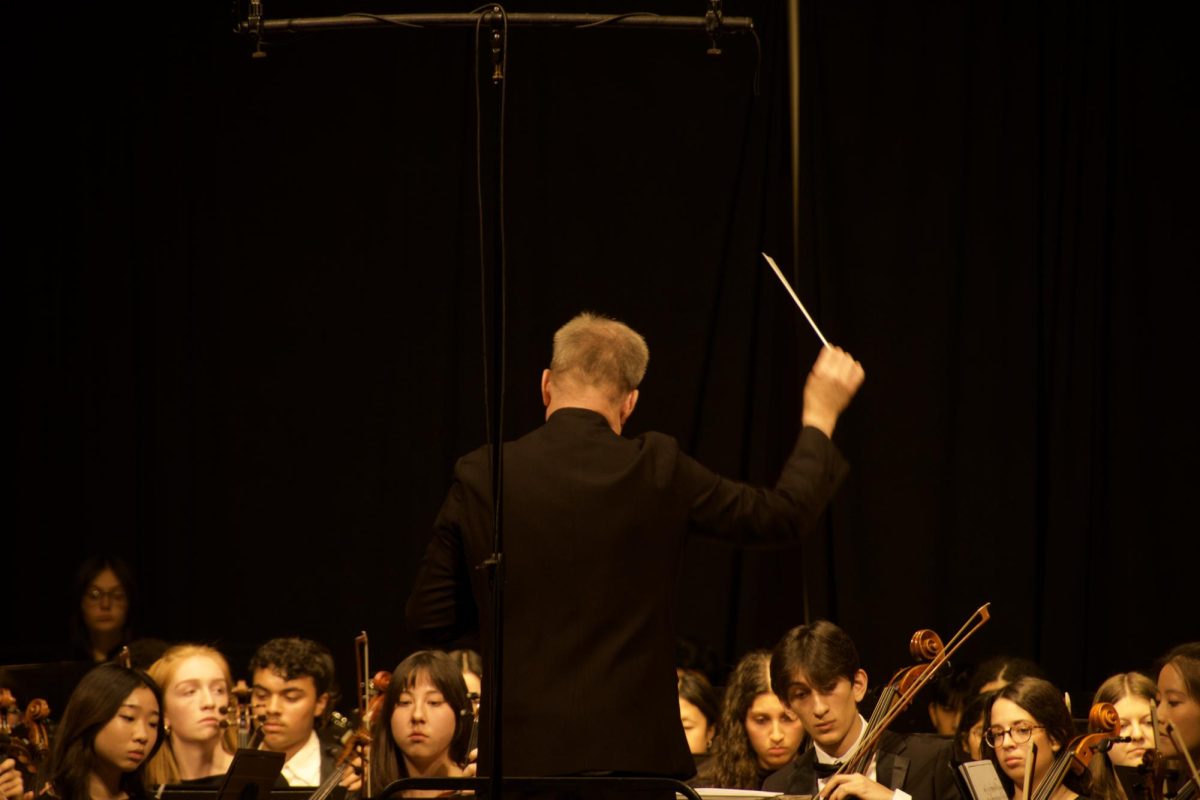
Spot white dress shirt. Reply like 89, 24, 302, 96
813, 714, 912, 800
279, 731, 323, 787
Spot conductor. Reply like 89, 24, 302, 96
406, 311, 865, 780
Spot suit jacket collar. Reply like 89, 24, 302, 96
546, 406, 612, 427
876, 731, 910, 789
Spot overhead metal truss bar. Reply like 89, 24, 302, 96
236, 11, 754, 35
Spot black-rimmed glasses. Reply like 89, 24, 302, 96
83, 587, 128, 604
984, 723, 1044, 747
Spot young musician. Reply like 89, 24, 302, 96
695, 651, 804, 790
983, 677, 1086, 800
763, 620, 961, 800
1088, 672, 1157, 800
145, 644, 238, 785
1156, 643, 1200, 768
678, 669, 720, 759
70, 556, 137, 664
446, 650, 482, 717
954, 692, 994, 763
41, 663, 164, 800
928, 670, 970, 737
368, 651, 473, 798
248, 637, 360, 792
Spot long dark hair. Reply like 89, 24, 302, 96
968, 656, 1047, 698
1158, 643, 1200, 702
678, 668, 720, 733
984, 677, 1088, 797
954, 690, 995, 762
69, 555, 138, 660
699, 651, 799, 790
369, 651, 473, 790
43, 663, 164, 800
1157, 642, 1200, 762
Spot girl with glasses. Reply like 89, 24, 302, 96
984, 677, 1087, 800
70, 556, 137, 664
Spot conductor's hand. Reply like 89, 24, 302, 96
802, 345, 865, 438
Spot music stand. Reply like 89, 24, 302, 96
216, 749, 285, 800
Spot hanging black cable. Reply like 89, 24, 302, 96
472, 6, 509, 795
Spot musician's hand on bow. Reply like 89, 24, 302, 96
822, 772, 894, 800
802, 345, 865, 437
0, 759, 23, 800
462, 748, 478, 778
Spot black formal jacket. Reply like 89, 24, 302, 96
762, 731, 961, 800
407, 408, 849, 779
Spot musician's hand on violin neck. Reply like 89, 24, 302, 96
802, 345, 865, 437
338, 755, 364, 793
822, 773, 895, 800
0, 758, 23, 800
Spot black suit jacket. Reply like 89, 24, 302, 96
762, 732, 961, 800
407, 408, 849, 778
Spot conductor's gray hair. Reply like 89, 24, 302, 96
550, 312, 649, 397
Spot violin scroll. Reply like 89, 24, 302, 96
0, 693, 52, 788
220, 679, 263, 750
1067, 702, 1121, 775
363, 671, 391, 725
370, 671, 392, 695
1088, 702, 1121, 739
21, 699, 51, 757
909, 629, 944, 662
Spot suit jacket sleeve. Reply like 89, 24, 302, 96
678, 425, 850, 543
405, 475, 481, 645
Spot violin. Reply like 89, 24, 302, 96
0, 689, 34, 782
365, 671, 392, 725
1163, 724, 1199, 800
308, 719, 371, 800
865, 628, 945, 735
0, 689, 52, 788
307, 632, 376, 800
1028, 702, 1122, 800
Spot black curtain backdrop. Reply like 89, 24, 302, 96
11, 0, 1198, 713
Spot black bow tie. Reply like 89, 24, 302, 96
814, 762, 844, 779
